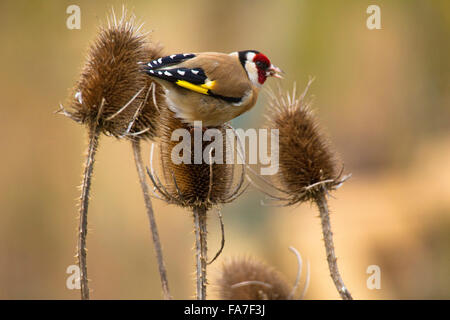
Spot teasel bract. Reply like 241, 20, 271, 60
216, 247, 309, 300
57, 9, 170, 299
147, 106, 247, 299
257, 79, 353, 300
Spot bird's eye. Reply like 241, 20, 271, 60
255, 60, 267, 69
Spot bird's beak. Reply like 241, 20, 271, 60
267, 64, 284, 79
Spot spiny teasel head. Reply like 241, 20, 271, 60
265, 79, 349, 204
148, 106, 246, 210
216, 256, 292, 300
60, 9, 164, 140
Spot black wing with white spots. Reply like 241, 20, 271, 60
146, 53, 196, 69
143, 53, 242, 103
144, 67, 208, 85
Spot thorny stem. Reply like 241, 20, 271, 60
193, 206, 208, 300
315, 193, 353, 300
132, 140, 172, 300
78, 126, 100, 300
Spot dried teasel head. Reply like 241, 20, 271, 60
148, 106, 247, 210
263, 79, 350, 205
59, 9, 164, 140
216, 247, 309, 300
216, 256, 292, 300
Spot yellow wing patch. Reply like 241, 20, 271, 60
175, 80, 216, 95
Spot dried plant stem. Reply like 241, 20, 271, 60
193, 206, 208, 300
315, 193, 353, 300
131, 140, 171, 300
77, 126, 100, 300
207, 209, 224, 265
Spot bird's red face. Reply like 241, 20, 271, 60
253, 53, 283, 84
237, 50, 283, 86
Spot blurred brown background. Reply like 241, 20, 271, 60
0, 0, 449, 299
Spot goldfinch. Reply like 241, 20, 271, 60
143, 50, 282, 127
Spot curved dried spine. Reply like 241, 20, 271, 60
231, 281, 273, 290
146, 143, 179, 204
125, 127, 151, 137
122, 85, 152, 136
150, 82, 161, 113
105, 87, 144, 121
288, 246, 305, 299
55, 103, 81, 123
207, 208, 225, 265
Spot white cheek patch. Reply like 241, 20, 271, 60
246, 52, 256, 61
245, 61, 261, 87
